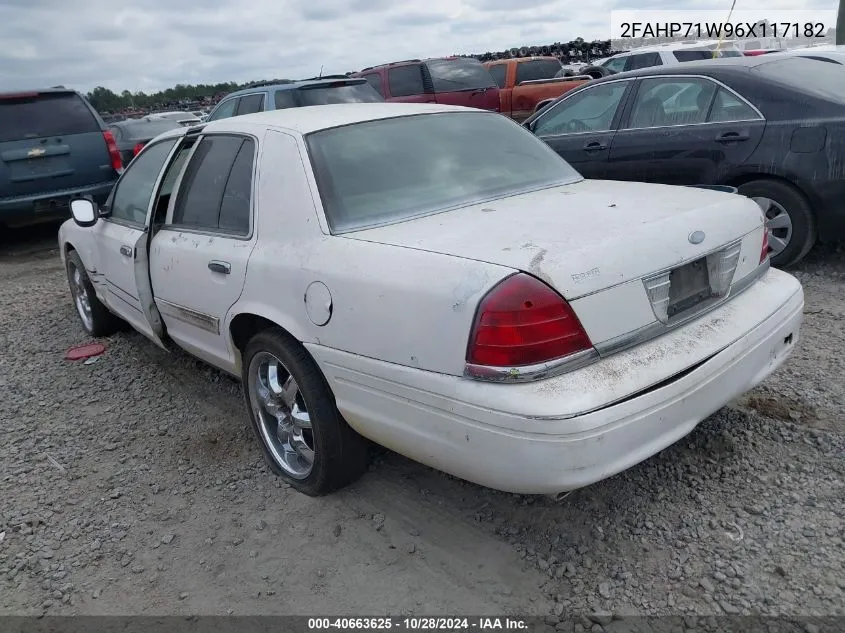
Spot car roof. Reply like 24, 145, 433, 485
0, 87, 79, 97
592, 55, 772, 81
609, 41, 740, 57
224, 77, 365, 98
195, 103, 474, 136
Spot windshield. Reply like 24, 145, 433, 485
296, 82, 383, 106
425, 58, 496, 92
306, 112, 581, 233
115, 120, 181, 141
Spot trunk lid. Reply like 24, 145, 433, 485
0, 91, 113, 199
344, 179, 764, 299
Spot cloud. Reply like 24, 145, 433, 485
0, 0, 832, 94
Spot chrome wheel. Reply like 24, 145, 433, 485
69, 263, 94, 331
752, 196, 793, 257
248, 351, 314, 479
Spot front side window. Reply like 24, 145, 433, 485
603, 57, 628, 74
388, 64, 426, 97
306, 112, 581, 233
532, 82, 629, 136
487, 64, 507, 88
361, 73, 385, 96
627, 78, 717, 128
110, 139, 178, 224
171, 135, 254, 234
207, 98, 238, 121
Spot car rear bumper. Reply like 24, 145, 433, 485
0, 181, 115, 227
308, 268, 804, 494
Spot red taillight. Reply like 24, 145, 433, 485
760, 229, 769, 264
133, 142, 146, 156
466, 273, 593, 367
102, 131, 122, 171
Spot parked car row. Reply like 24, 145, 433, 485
60, 102, 803, 498
521, 54, 845, 268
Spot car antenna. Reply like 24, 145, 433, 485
319, 65, 324, 78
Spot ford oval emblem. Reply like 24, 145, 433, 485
688, 230, 705, 245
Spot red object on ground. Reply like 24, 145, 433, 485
64, 343, 106, 361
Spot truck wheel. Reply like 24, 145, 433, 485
66, 250, 122, 337
242, 328, 369, 496
580, 65, 611, 79
736, 179, 816, 268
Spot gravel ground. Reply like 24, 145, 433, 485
1, 225, 843, 623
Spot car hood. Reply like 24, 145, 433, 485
343, 179, 764, 299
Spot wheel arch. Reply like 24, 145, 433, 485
227, 306, 315, 375
724, 173, 816, 212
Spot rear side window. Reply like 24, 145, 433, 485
236, 94, 265, 116
171, 135, 254, 234
296, 82, 383, 106
0, 92, 99, 142
753, 57, 845, 104
487, 65, 507, 88
673, 50, 717, 62
274, 90, 297, 109
624, 53, 662, 71
425, 58, 496, 92
361, 73, 384, 96
388, 64, 426, 97
516, 59, 563, 84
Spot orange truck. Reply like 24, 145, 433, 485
483, 57, 590, 122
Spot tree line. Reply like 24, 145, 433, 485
85, 82, 253, 113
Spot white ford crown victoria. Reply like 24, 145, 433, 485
59, 103, 803, 497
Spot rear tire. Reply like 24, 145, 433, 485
66, 250, 122, 337
736, 179, 816, 268
242, 328, 369, 496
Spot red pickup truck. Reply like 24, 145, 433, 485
483, 57, 589, 122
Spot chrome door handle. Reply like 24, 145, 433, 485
208, 260, 231, 275
119, 245, 133, 258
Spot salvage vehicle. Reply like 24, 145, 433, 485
107, 118, 182, 167
584, 41, 744, 78
483, 57, 589, 121
523, 55, 845, 267
1, 88, 122, 229
60, 104, 803, 497
206, 76, 383, 122
352, 58, 500, 111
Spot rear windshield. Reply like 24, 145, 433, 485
752, 57, 845, 103
425, 58, 496, 92
306, 112, 581, 233
114, 120, 182, 141
296, 82, 383, 106
0, 92, 99, 142
516, 59, 564, 84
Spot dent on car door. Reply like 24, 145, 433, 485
528, 80, 631, 178
607, 77, 766, 185
93, 138, 178, 347
149, 133, 258, 373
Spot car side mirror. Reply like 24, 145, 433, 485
69, 197, 99, 228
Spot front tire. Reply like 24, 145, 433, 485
65, 250, 122, 337
242, 329, 368, 496
736, 179, 816, 268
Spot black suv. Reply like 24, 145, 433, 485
0, 88, 123, 229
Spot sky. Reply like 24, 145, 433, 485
0, 0, 837, 94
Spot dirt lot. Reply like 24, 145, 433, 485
1, 224, 843, 622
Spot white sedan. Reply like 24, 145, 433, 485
59, 103, 803, 497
